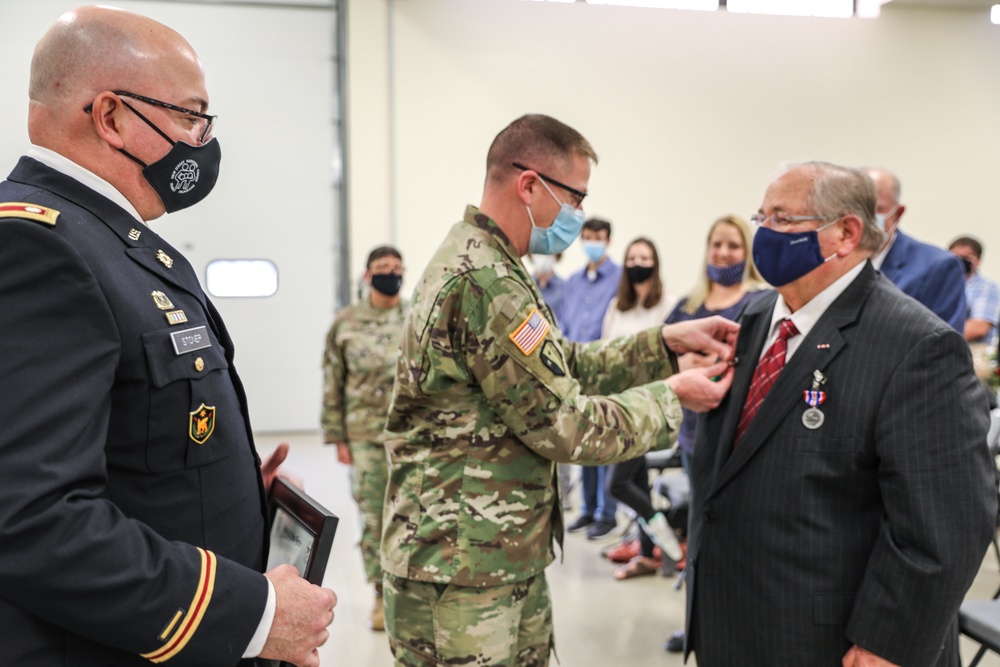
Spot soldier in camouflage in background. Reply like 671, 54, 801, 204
322, 245, 408, 631
380, 114, 739, 667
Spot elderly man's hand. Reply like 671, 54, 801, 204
665, 361, 734, 413
260, 565, 337, 667
842, 645, 900, 667
661, 316, 739, 363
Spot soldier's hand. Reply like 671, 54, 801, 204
666, 361, 734, 413
661, 317, 739, 362
260, 565, 337, 667
677, 351, 718, 372
335, 442, 352, 465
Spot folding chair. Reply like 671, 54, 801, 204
959, 547, 1000, 667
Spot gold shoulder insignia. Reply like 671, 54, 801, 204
0, 202, 60, 226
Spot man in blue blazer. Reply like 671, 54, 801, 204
686, 162, 996, 667
864, 167, 966, 332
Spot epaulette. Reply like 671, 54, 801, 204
0, 202, 59, 226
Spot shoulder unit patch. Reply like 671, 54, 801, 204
0, 202, 59, 226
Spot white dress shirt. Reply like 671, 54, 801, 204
761, 261, 867, 363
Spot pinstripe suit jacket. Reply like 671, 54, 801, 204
686, 262, 997, 667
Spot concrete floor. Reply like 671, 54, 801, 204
257, 432, 1000, 667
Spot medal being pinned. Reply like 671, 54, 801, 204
802, 370, 828, 430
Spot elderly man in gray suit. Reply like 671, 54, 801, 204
686, 161, 997, 667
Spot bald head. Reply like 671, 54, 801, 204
30, 5, 202, 114
862, 166, 905, 247
27, 6, 212, 221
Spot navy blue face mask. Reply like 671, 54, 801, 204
752, 220, 838, 287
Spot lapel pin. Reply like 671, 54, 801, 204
128, 228, 141, 241
156, 249, 174, 269
816, 343, 830, 349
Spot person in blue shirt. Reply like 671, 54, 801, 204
561, 218, 623, 539
949, 236, 1000, 348
530, 252, 566, 325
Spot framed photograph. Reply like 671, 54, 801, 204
266, 477, 338, 585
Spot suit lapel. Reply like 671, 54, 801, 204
699, 293, 775, 494
708, 264, 878, 499
879, 232, 909, 283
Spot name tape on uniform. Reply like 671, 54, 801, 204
170, 326, 212, 356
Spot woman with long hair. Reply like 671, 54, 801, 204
601, 237, 680, 580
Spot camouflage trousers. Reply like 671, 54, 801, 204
348, 441, 389, 584
383, 572, 553, 667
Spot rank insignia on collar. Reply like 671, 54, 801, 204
152, 291, 174, 310
189, 404, 216, 444
510, 308, 549, 356
0, 202, 59, 225
128, 228, 142, 241
157, 249, 174, 269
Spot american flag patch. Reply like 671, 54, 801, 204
509, 308, 550, 356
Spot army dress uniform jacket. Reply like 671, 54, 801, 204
382, 206, 683, 588
322, 298, 410, 445
0, 156, 270, 666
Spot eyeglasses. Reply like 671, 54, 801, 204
749, 213, 838, 229
512, 162, 587, 207
84, 90, 217, 143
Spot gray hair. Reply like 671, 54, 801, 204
795, 161, 884, 253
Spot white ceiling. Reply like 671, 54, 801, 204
890, 0, 995, 8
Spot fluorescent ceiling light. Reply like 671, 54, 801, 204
855, 0, 892, 19
726, 0, 853, 18
586, 0, 719, 9
992, 4, 1000, 25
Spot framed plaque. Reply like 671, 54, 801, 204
266, 477, 338, 585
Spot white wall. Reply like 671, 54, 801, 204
3, 0, 997, 431
346, 0, 1000, 304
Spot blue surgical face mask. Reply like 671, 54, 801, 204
874, 205, 897, 232
706, 261, 745, 287
527, 179, 585, 255
581, 240, 607, 263
752, 220, 838, 287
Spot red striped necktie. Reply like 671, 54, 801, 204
734, 318, 799, 445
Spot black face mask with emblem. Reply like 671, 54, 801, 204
118, 101, 222, 213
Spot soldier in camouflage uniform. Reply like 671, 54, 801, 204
322, 245, 408, 631
380, 114, 739, 667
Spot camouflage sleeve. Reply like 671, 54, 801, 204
463, 275, 681, 464
562, 327, 678, 396
320, 317, 348, 444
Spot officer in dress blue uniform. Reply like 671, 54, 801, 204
0, 6, 335, 666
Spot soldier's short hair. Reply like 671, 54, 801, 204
367, 245, 402, 268
485, 114, 597, 185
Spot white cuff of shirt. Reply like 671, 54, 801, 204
242, 578, 276, 658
